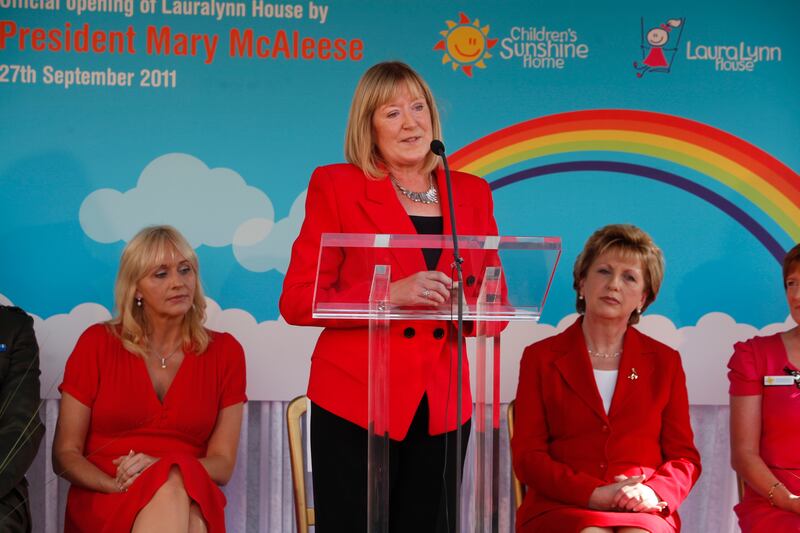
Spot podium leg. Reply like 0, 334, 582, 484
368, 265, 391, 533
474, 330, 501, 533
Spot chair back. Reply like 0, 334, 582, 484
737, 473, 745, 503
287, 395, 315, 533
507, 400, 526, 510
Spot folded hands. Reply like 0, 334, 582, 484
111, 450, 160, 492
589, 474, 667, 514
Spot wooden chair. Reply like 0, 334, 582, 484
507, 400, 526, 509
737, 473, 745, 502
287, 395, 315, 533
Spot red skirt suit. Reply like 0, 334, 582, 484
512, 318, 701, 532
279, 163, 499, 439
59, 324, 247, 532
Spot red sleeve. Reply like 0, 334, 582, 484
728, 339, 762, 396
218, 333, 247, 409
644, 353, 702, 515
511, 344, 604, 505
279, 166, 367, 329
58, 324, 105, 408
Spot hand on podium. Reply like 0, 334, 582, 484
389, 271, 454, 306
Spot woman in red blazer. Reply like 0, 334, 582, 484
512, 224, 701, 533
280, 61, 499, 532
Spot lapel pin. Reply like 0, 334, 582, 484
628, 367, 639, 381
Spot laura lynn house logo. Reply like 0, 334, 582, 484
434, 12, 498, 77
685, 39, 782, 72
633, 17, 685, 78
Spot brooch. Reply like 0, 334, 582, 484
627, 367, 639, 381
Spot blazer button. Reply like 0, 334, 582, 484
433, 327, 445, 339
602, 425, 609, 432
403, 327, 416, 338
466, 275, 476, 287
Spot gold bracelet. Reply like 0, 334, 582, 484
768, 481, 784, 507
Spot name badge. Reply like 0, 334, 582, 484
764, 375, 796, 386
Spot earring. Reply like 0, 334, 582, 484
136, 297, 142, 308
579, 294, 584, 300
637, 305, 643, 314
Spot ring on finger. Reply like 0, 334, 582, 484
422, 289, 430, 299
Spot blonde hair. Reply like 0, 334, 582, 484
572, 224, 665, 325
344, 61, 442, 178
107, 225, 209, 357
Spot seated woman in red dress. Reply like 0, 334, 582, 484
53, 225, 247, 533
512, 224, 701, 533
729, 243, 800, 531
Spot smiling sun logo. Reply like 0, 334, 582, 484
434, 12, 498, 77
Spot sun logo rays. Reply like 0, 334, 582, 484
434, 12, 498, 77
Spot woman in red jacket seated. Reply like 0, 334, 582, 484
280, 61, 500, 532
53, 226, 246, 532
512, 224, 701, 533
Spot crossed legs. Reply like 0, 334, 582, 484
132, 466, 208, 533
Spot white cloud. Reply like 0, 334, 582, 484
78, 153, 305, 274
9, 289, 794, 404
232, 190, 306, 274
79, 153, 275, 248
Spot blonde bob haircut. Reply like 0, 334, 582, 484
107, 225, 209, 357
572, 224, 665, 325
344, 61, 442, 179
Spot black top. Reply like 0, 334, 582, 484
409, 215, 444, 270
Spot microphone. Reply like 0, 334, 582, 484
431, 138, 465, 533
430, 139, 460, 264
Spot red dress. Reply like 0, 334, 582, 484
644, 47, 668, 67
58, 324, 247, 533
729, 334, 800, 531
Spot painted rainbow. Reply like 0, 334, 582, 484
450, 109, 800, 262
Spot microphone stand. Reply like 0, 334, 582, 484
431, 140, 464, 533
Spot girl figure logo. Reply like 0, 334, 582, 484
634, 18, 685, 77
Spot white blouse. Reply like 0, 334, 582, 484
593, 369, 619, 413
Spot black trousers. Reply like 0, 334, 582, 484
310, 396, 470, 533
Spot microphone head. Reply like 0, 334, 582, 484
430, 139, 446, 156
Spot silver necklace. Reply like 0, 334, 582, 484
588, 348, 622, 359
153, 342, 183, 369
391, 173, 439, 204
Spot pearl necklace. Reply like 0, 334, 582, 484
391, 173, 439, 204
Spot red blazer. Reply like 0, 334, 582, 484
280, 163, 499, 439
511, 318, 701, 530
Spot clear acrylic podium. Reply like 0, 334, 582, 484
312, 233, 561, 532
